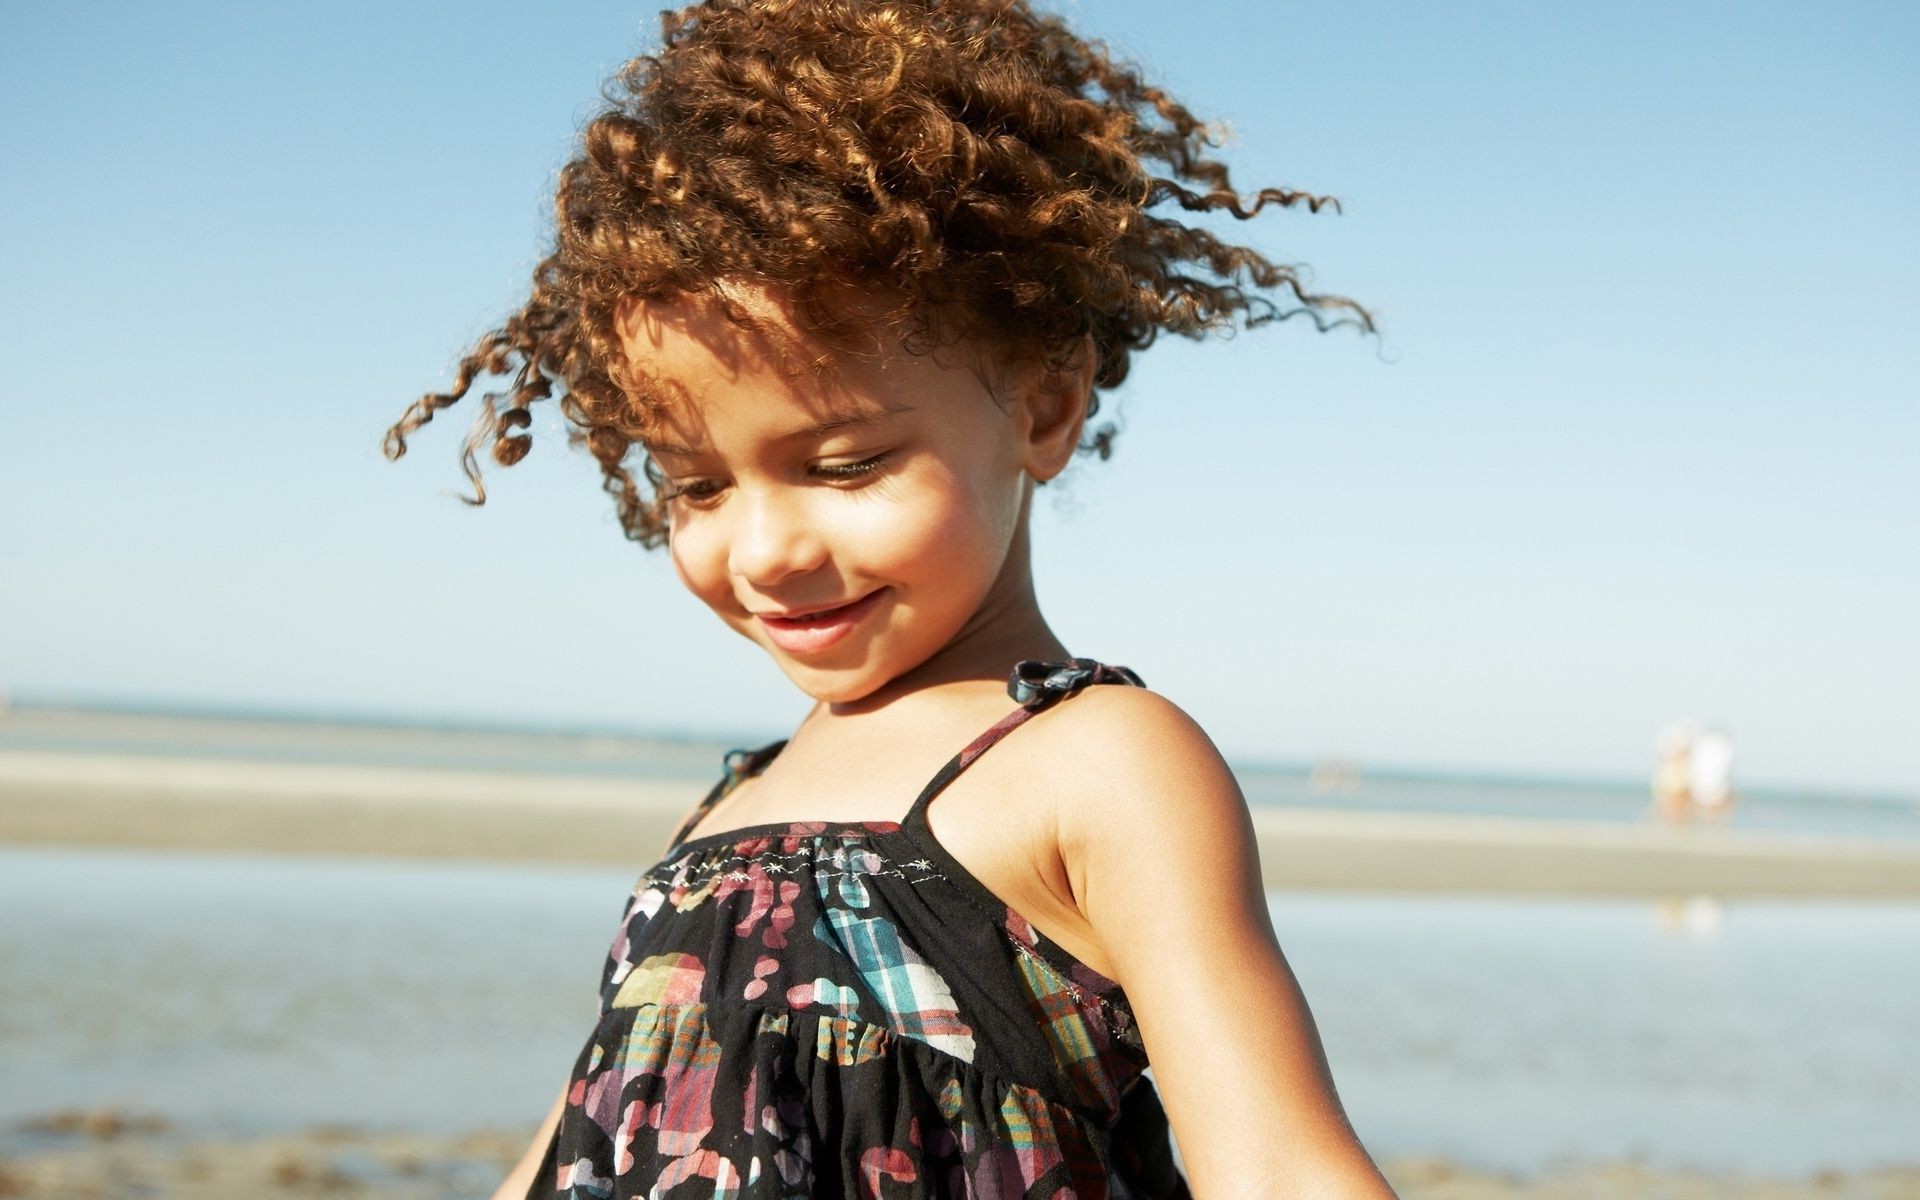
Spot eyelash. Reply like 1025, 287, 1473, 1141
661, 454, 892, 504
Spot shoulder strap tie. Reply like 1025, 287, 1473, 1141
1008, 657, 1145, 709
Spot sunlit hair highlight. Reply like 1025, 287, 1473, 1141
383, 0, 1372, 548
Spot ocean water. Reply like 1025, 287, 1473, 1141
0, 846, 1913, 1175
5, 705, 1918, 842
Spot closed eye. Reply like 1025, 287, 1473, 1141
659, 453, 892, 505
659, 478, 725, 503
812, 453, 891, 481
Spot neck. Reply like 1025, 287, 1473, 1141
829, 491, 1069, 717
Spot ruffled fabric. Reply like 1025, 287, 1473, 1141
536, 661, 1188, 1199
557, 1001, 1128, 1197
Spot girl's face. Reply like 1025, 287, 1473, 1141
616, 284, 1085, 705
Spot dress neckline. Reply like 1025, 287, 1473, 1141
665, 656, 1144, 859
666, 816, 905, 858
653, 657, 1149, 1006
656, 802, 1134, 1008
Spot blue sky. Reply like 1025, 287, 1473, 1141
2, 1, 1914, 794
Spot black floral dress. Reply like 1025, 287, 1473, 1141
531, 658, 1191, 1198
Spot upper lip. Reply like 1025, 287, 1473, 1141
752, 590, 878, 620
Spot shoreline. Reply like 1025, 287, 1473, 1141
2, 1115, 1915, 1199
5, 750, 1918, 896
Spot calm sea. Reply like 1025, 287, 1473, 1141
1, 846, 1913, 1176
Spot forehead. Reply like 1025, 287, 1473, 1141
641, 396, 917, 459
616, 284, 987, 455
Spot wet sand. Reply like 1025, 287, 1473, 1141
2, 1112, 1915, 1199
3, 748, 1917, 896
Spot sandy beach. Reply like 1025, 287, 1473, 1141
4, 1111, 1916, 1199
5, 709, 1918, 1197
2, 743, 1916, 897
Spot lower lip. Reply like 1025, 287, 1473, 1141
756, 588, 888, 655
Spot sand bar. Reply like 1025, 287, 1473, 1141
4, 749, 1917, 896
2, 1118, 1915, 1200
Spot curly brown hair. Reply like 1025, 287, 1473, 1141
383, 0, 1372, 548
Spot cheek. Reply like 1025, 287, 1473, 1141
667, 523, 730, 607
855, 465, 1013, 584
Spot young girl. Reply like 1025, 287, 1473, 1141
386, 2, 1392, 1196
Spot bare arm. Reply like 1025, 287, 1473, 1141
489, 1081, 567, 1200
1057, 689, 1400, 1199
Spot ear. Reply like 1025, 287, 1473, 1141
1015, 337, 1097, 484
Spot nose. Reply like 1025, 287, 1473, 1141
726, 485, 828, 587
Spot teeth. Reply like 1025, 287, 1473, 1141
764, 594, 871, 621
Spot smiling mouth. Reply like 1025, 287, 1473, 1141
760, 596, 864, 623
752, 588, 887, 654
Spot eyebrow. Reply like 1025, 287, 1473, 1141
642, 402, 917, 458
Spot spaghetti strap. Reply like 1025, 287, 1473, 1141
664, 737, 787, 856
891, 654, 1149, 1004
547, 652, 1189, 1198
902, 656, 1146, 827
663, 657, 1143, 857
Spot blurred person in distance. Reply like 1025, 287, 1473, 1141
1651, 721, 1697, 825
1690, 727, 1737, 825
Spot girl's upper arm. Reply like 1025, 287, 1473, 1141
1050, 687, 1400, 1200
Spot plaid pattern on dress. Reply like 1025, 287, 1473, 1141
817, 904, 978, 1062
543, 658, 1191, 1199
1013, 944, 1122, 1114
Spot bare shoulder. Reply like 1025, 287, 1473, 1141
1020, 681, 1255, 868
1012, 683, 1397, 1195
